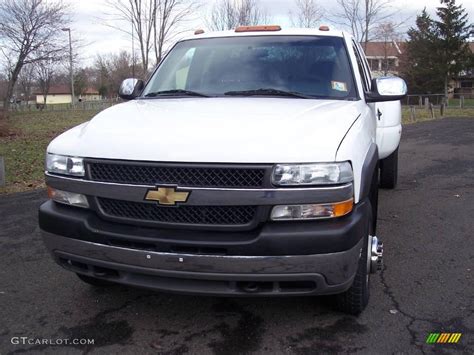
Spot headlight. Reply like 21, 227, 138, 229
47, 187, 89, 208
271, 199, 353, 220
46, 154, 85, 177
272, 162, 353, 186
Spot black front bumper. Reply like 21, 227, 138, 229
39, 199, 369, 296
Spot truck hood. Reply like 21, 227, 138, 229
48, 98, 361, 163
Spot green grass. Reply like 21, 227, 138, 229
402, 107, 474, 124
0, 110, 98, 194
447, 98, 474, 107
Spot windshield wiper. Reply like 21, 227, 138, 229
144, 89, 209, 98
224, 88, 312, 99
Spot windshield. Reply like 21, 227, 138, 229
143, 35, 357, 100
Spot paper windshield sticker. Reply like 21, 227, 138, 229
331, 81, 348, 92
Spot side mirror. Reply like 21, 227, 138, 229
366, 77, 407, 103
119, 78, 144, 100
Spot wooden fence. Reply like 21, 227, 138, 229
405, 94, 474, 108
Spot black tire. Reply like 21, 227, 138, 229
76, 273, 115, 287
334, 214, 373, 315
380, 147, 398, 189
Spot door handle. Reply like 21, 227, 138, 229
377, 109, 382, 121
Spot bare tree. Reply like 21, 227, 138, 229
331, 0, 397, 48
289, 0, 323, 28
105, 0, 197, 75
93, 51, 134, 98
17, 64, 35, 100
207, 0, 270, 31
153, 0, 198, 64
0, 0, 70, 116
35, 59, 57, 109
106, 0, 155, 76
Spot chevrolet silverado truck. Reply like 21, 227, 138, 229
39, 25, 407, 314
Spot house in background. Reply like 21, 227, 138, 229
35, 85, 101, 105
79, 88, 101, 101
452, 42, 474, 99
35, 85, 71, 105
363, 41, 406, 77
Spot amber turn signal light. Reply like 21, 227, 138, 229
332, 198, 354, 217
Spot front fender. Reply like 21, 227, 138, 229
336, 109, 377, 203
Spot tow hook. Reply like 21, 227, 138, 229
370, 236, 383, 273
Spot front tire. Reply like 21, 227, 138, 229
380, 147, 398, 189
334, 214, 373, 315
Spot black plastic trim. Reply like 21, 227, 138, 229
359, 144, 379, 201
39, 198, 369, 256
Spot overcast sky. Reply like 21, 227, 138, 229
69, 0, 474, 66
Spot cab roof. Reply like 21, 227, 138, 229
181, 27, 348, 42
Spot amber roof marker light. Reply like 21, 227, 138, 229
235, 25, 282, 33
319, 25, 330, 31
194, 29, 205, 35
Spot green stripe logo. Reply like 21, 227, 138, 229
426, 333, 440, 344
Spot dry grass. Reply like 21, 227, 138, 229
0, 110, 99, 194
0, 120, 10, 137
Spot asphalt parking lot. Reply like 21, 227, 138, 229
1, 117, 473, 354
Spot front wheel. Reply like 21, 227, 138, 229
334, 215, 374, 315
380, 147, 398, 189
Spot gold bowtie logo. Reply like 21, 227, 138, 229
145, 187, 190, 206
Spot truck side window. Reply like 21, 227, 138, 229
357, 43, 373, 84
352, 44, 370, 93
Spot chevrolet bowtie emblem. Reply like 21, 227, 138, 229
145, 186, 190, 206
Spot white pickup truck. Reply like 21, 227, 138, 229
39, 26, 406, 314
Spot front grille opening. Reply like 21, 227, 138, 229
92, 266, 120, 279
58, 257, 120, 279
279, 281, 316, 292
237, 281, 274, 293
59, 257, 88, 271
98, 197, 257, 226
88, 162, 267, 188
170, 246, 228, 255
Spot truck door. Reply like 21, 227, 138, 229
373, 100, 402, 159
353, 42, 402, 160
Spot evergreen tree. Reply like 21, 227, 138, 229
435, 0, 473, 97
402, 10, 443, 94
402, 1, 473, 95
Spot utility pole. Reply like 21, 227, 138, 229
62, 28, 75, 108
